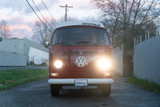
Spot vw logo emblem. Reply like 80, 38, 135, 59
75, 56, 87, 67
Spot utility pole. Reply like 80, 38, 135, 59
59, 4, 73, 22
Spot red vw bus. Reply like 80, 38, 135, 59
48, 21, 114, 96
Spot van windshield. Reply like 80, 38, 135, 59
52, 27, 110, 46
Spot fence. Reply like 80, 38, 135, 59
134, 35, 160, 85
0, 51, 27, 66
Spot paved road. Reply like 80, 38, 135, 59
0, 78, 160, 107
0, 65, 48, 70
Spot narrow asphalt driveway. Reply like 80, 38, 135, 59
0, 77, 160, 107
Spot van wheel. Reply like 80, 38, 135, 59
102, 84, 111, 96
50, 85, 60, 96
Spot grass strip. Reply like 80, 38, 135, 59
113, 72, 122, 78
126, 76, 160, 94
0, 69, 48, 90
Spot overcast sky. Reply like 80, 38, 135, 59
0, 0, 100, 40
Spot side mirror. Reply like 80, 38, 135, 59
0, 37, 2, 42
45, 41, 50, 47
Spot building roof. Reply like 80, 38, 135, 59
56, 21, 105, 29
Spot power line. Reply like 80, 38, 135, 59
26, 0, 52, 32
60, 4, 73, 22
31, 0, 54, 30
41, 0, 55, 21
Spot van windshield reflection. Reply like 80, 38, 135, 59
52, 27, 109, 46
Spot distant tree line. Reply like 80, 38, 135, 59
0, 20, 10, 38
93, 0, 160, 54
33, 0, 160, 51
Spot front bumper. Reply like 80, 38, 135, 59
48, 78, 114, 85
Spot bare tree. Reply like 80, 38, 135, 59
0, 20, 10, 38
33, 16, 78, 48
32, 19, 56, 48
94, 0, 160, 53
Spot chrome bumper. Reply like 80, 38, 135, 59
48, 78, 114, 84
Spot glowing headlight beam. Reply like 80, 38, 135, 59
97, 58, 112, 70
54, 60, 63, 69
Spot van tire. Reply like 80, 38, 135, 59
50, 85, 60, 96
102, 84, 111, 96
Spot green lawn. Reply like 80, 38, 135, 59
126, 76, 160, 94
0, 69, 48, 90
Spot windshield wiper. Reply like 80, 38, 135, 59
75, 41, 98, 46
53, 42, 72, 46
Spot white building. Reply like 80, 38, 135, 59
0, 38, 49, 66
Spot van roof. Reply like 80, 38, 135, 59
56, 21, 105, 29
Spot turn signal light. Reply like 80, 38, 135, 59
104, 73, 112, 77
50, 73, 58, 77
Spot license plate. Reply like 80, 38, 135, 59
74, 79, 88, 87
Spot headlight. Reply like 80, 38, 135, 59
54, 60, 63, 69
97, 58, 112, 70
